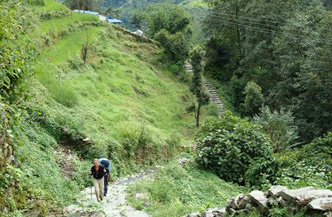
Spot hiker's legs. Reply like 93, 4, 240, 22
98, 178, 104, 201
93, 178, 101, 201
104, 174, 108, 196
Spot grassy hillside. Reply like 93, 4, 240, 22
2, 0, 210, 215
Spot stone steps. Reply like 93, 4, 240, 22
184, 60, 224, 118
203, 79, 224, 118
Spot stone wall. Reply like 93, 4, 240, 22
183, 186, 332, 217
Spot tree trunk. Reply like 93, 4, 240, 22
196, 99, 201, 127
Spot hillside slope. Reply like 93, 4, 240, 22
2, 0, 206, 215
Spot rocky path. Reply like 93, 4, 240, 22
64, 166, 162, 217
184, 60, 224, 118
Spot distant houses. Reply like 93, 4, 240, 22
73, 9, 122, 24
106, 17, 122, 24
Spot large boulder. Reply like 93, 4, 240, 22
278, 187, 332, 205
308, 197, 332, 211
227, 194, 249, 210
267, 186, 288, 197
249, 190, 268, 213
249, 191, 268, 207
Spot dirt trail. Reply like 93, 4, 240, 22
64, 166, 162, 217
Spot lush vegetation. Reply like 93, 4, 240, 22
127, 155, 246, 217
1, 0, 331, 216
132, 3, 193, 77
204, 0, 332, 143
276, 133, 331, 190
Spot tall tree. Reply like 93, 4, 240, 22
139, 3, 192, 71
270, 3, 332, 141
190, 47, 209, 127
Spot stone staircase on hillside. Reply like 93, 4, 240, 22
184, 60, 224, 118
203, 79, 224, 118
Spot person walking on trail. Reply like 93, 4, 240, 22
98, 158, 112, 197
90, 158, 106, 202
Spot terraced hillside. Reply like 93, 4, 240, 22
2, 0, 212, 215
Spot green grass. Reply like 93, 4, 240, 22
30, 13, 98, 38
32, 23, 196, 147
31, 0, 67, 12
127, 155, 246, 217
36, 26, 101, 67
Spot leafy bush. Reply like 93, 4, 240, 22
243, 81, 264, 116
0, 0, 36, 102
276, 133, 331, 189
197, 111, 278, 186
254, 106, 298, 152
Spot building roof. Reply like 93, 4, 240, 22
73, 10, 99, 16
106, 17, 123, 23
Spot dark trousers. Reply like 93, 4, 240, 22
104, 174, 108, 196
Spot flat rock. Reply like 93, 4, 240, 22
268, 186, 288, 197
279, 187, 332, 205
308, 197, 332, 211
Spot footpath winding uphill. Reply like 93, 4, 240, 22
64, 167, 162, 217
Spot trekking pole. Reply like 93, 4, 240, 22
91, 185, 93, 199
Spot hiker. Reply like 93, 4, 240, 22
90, 158, 106, 202
98, 158, 111, 196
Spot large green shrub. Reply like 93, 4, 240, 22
243, 81, 264, 116
197, 111, 278, 186
254, 106, 298, 152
